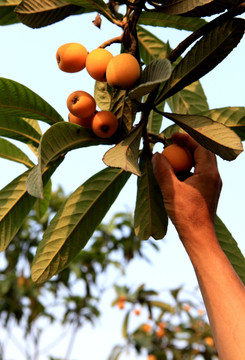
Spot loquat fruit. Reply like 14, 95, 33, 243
204, 336, 215, 347
67, 90, 96, 118
142, 323, 151, 333
162, 143, 193, 173
147, 355, 157, 360
155, 327, 165, 338
106, 53, 141, 90
118, 294, 127, 302
134, 308, 141, 316
86, 48, 113, 82
91, 110, 118, 138
56, 43, 88, 73
68, 112, 94, 128
117, 300, 125, 310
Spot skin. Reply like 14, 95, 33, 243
67, 91, 96, 118
86, 48, 113, 82
91, 110, 118, 138
152, 133, 245, 360
106, 53, 141, 90
56, 43, 87, 73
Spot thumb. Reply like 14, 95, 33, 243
151, 152, 177, 196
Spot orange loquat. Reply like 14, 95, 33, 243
162, 143, 193, 173
56, 43, 88, 73
91, 110, 118, 138
106, 53, 141, 90
86, 48, 113, 82
67, 90, 96, 118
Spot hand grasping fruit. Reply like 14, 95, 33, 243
162, 143, 193, 173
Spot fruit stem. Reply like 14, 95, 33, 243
99, 33, 124, 49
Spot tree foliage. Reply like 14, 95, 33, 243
0, 1, 244, 288
0, 189, 218, 359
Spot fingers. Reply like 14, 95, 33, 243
151, 152, 177, 197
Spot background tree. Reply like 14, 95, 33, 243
0, 189, 218, 359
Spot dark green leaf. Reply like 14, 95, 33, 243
103, 124, 144, 176
31, 167, 131, 283
215, 216, 245, 284
167, 81, 209, 115
185, 0, 243, 17
137, 25, 171, 64
156, 19, 245, 104
35, 179, 52, 220
110, 88, 137, 136
0, 1, 20, 25
122, 310, 130, 339
0, 77, 64, 125
26, 122, 112, 198
0, 138, 34, 168
94, 81, 112, 111
134, 148, 168, 240
0, 163, 59, 252
0, 116, 41, 148
139, 11, 207, 31
128, 59, 172, 100
150, 0, 213, 15
15, 0, 81, 28
162, 112, 243, 160
147, 102, 165, 135
67, 0, 116, 24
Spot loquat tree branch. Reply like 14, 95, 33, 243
167, 2, 245, 63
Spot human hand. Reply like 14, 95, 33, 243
151, 133, 222, 243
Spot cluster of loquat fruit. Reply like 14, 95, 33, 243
56, 42, 141, 138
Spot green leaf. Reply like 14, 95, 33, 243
137, 25, 171, 64
26, 122, 112, 198
0, 170, 35, 252
138, 11, 207, 31
122, 310, 130, 339
0, 138, 34, 168
67, 0, 115, 23
151, 0, 213, 15
14, 0, 81, 28
94, 81, 112, 111
162, 112, 243, 160
167, 81, 209, 115
35, 179, 52, 220
0, 1, 20, 25
148, 300, 175, 313
147, 102, 165, 135
134, 148, 168, 240
31, 167, 131, 283
198, 107, 245, 140
215, 216, 245, 284
156, 19, 245, 104
0, 77, 64, 125
128, 59, 172, 100
185, 0, 243, 17
0, 116, 41, 148
103, 124, 144, 176
110, 88, 137, 136
0, 163, 58, 252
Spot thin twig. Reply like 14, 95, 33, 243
99, 33, 124, 49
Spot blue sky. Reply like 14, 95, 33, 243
0, 10, 244, 359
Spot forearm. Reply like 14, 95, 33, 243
181, 227, 245, 360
